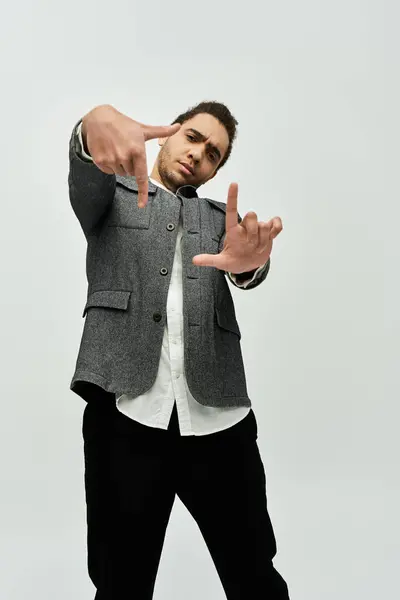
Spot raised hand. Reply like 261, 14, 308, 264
82, 105, 181, 208
192, 183, 283, 274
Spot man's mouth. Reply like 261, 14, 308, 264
179, 162, 194, 176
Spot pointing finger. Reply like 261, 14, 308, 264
142, 123, 181, 142
225, 182, 239, 232
134, 152, 149, 208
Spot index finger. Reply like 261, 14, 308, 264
142, 123, 181, 142
134, 152, 149, 208
225, 182, 239, 231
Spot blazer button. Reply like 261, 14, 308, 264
160, 267, 168, 275
153, 312, 162, 322
167, 223, 175, 231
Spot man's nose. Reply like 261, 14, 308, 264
188, 148, 202, 163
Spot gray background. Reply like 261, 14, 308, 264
0, 0, 397, 598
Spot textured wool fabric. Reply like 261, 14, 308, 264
68, 120, 271, 408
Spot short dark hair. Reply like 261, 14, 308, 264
171, 101, 238, 171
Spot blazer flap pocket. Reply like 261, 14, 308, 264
83, 290, 131, 317
215, 307, 241, 339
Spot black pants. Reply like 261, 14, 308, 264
82, 395, 290, 599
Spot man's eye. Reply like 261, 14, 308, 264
187, 134, 195, 141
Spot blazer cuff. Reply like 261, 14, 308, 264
227, 261, 268, 289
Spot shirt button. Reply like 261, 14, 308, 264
160, 267, 168, 276
167, 223, 175, 231
153, 312, 162, 322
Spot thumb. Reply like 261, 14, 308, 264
192, 254, 220, 268
142, 122, 181, 142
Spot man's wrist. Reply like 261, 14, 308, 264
231, 259, 270, 280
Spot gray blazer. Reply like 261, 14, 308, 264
68, 121, 270, 407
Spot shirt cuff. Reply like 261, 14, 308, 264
227, 262, 268, 289
76, 121, 93, 161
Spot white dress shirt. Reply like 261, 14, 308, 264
76, 122, 264, 435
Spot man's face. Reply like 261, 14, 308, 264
155, 113, 230, 193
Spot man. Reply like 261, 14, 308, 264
68, 101, 290, 599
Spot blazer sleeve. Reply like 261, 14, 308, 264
68, 119, 116, 237
227, 260, 271, 289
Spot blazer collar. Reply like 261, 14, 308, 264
115, 175, 199, 199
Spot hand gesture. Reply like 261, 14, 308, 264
192, 183, 283, 273
82, 105, 181, 207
